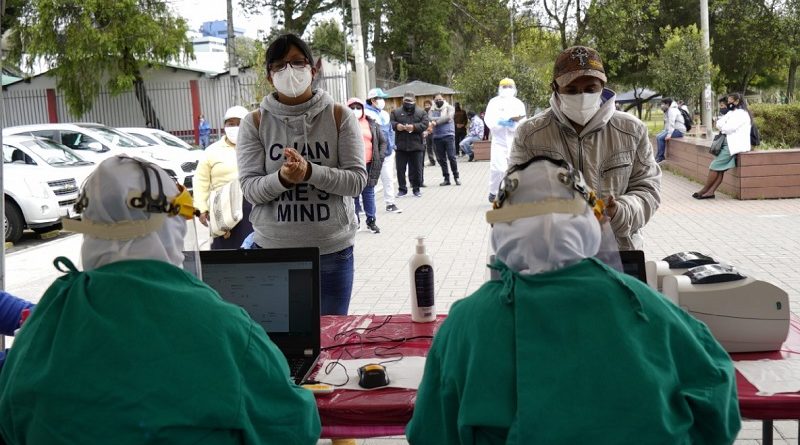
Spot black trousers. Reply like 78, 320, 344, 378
434, 136, 459, 181
425, 133, 435, 163
396, 150, 424, 193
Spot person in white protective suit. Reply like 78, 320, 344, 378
484, 78, 526, 203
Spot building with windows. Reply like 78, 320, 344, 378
199, 20, 245, 42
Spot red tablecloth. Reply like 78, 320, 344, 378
314, 314, 444, 438
315, 313, 800, 438
732, 314, 800, 420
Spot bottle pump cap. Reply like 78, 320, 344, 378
416, 236, 426, 254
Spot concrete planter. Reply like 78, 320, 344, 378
661, 136, 800, 199
472, 140, 491, 161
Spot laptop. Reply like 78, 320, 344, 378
187, 248, 321, 384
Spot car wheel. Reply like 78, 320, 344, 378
4, 199, 24, 243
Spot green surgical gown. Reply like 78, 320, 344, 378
407, 258, 740, 445
0, 258, 320, 444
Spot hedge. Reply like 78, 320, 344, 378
749, 103, 800, 148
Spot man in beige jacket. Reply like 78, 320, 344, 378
509, 46, 661, 250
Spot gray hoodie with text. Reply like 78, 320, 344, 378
237, 89, 367, 255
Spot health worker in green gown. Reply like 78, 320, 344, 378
0, 155, 321, 445
406, 157, 741, 445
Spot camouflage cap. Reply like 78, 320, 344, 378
553, 46, 607, 88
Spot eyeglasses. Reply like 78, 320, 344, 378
269, 59, 310, 72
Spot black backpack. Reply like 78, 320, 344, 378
678, 108, 693, 132
751, 121, 761, 146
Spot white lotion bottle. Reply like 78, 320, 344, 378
409, 236, 436, 322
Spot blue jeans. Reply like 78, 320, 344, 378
459, 135, 479, 155
655, 129, 683, 162
199, 134, 210, 148
249, 242, 354, 316
320, 246, 354, 315
353, 164, 376, 220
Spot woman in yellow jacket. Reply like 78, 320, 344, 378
194, 105, 253, 249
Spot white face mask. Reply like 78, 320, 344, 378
558, 92, 602, 125
224, 126, 239, 145
271, 65, 313, 98
375, 99, 385, 110
499, 87, 516, 98
351, 108, 363, 119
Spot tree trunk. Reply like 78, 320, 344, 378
133, 75, 163, 130
787, 57, 798, 103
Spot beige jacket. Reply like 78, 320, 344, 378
193, 137, 238, 214
510, 90, 661, 250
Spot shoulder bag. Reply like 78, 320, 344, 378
209, 179, 244, 237
709, 133, 726, 156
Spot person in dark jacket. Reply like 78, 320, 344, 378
348, 97, 386, 233
390, 92, 430, 197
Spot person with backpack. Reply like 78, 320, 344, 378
236, 33, 367, 316
655, 98, 686, 163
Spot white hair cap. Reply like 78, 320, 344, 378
64, 155, 187, 271
488, 160, 607, 275
224, 105, 249, 121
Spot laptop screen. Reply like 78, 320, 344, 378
201, 261, 314, 333
187, 248, 321, 352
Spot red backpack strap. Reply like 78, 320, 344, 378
250, 109, 262, 132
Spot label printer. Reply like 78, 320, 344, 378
647, 252, 789, 353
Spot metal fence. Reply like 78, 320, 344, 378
2, 69, 353, 143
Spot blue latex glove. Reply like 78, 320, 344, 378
498, 118, 515, 128
240, 232, 256, 249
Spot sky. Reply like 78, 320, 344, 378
168, 0, 271, 39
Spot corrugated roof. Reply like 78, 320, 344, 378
383, 80, 456, 98
2, 74, 21, 86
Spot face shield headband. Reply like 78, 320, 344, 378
63, 157, 200, 240
486, 156, 606, 225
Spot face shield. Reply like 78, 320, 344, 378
61, 155, 203, 278
486, 157, 622, 275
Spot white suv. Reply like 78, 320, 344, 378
3, 134, 96, 242
4, 123, 198, 190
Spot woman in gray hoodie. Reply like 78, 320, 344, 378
237, 34, 367, 315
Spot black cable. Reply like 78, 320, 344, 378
321, 335, 434, 351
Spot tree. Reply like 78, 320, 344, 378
309, 19, 352, 63
711, 0, 785, 92
239, 0, 338, 36
231, 37, 263, 69
649, 25, 711, 104
8, 0, 192, 123
453, 28, 559, 112
520, 0, 590, 49
381, 0, 452, 84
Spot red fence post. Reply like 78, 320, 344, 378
189, 80, 201, 145
45, 89, 58, 123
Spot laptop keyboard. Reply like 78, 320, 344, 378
287, 357, 308, 380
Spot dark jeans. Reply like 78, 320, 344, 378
396, 150, 424, 193
455, 128, 466, 153
319, 245, 354, 315
434, 136, 459, 181
425, 134, 435, 164
656, 129, 684, 162
250, 243, 354, 316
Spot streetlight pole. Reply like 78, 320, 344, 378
226, 0, 239, 103
700, 0, 713, 139
349, 0, 368, 99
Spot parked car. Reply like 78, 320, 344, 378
3, 134, 96, 242
118, 127, 197, 152
4, 123, 198, 190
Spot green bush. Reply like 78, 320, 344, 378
749, 103, 800, 149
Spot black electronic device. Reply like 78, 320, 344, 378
683, 264, 746, 285
662, 251, 717, 269
357, 364, 390, 389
